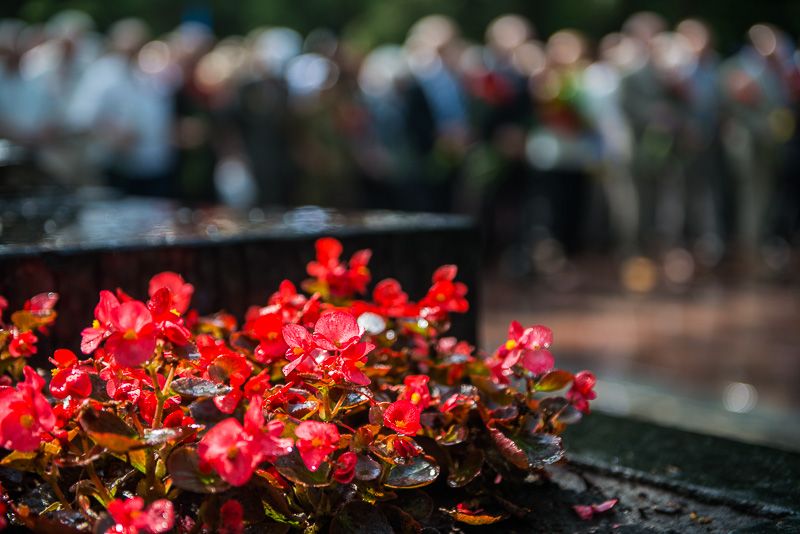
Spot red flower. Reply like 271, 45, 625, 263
0, 367, 56, 451
198, 399, 292, 486
147, 288, 191, 346
148, 272, 194, 314
294, 421, 340, 472
309, 311, 374, 385
383, 400, 422, 436
49, 349, 92, 399
312, 311, 363, 351
372, 279, 419, 318
498, 322, 554, 375
419, 265, 469, 322
281, 324, 319, 376
105, 301, 158, 367
398, 375, 431, 409
332, 451, 357, 484
245, 313, 288, 363
218, 499, 244, 534
106, 497, 174, 534
573, 499, 617, 521
81, 290, 120, 354
8, 330, 37, 357
567, 371, 597, 414
306, 238, 372, 298
262, 279, 320, 326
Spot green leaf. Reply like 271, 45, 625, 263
143, 425, 203, 446
447, 448, 484, 488
273, 451, 332, 487
535, 370, 574, 392
329, 501, 393, 534
436, 424, 468, 446
385, 455, 440, 489
513, 432, 564, 469
0, 450, 38, 472
171, 377, 232, 398
167, 446, 230, 493
79, 409, 143, 453
354, 454, 381, 481
490, 427, 564, 470
488, 428, 528, 470
10, 309, 57, 332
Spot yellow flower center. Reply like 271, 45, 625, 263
92, 319, 100, 329
123, 329, 138, 341
505, 339, 517, 351
267, 332, 278, 341
20, 414, 34, 429
410, 392, 421, 405
227, 446, 239, 460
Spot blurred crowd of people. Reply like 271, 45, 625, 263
2, 10, 800, 268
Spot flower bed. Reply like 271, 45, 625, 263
0, 237, 595, 533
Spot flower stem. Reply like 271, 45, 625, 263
44, 472, 72, 510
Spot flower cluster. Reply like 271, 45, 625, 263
0, 238, 595, 532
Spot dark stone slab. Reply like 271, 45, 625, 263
563, 412, 800, 516
0, 199, 480, 354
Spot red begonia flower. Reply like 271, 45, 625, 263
312, 311, 363, 351
306, 238, 372, 298
49, 349, 93, 399
246, 313, 288, 363
332, 451, 357, 484
219, 499, 244, 534
105, 301, 158, 367
281, 324, 319, 376
295, 421, 340, 472
398, 375, 431, 409
198, 399, 292, 486
567, 371, 597, 414
9, 330, 37, 357
106, 497, 174, 534
147, 288, 191, 345
81, 290, 120, 354
419, 266, 469, 321
383, 400, 422, 436
0, 366, 56, 451
148, 272, 194, 314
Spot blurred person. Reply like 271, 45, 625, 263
0, 20, 55, 155
675, 19, 726, 259
719, 24, 794, 260
455, 15, 536, 265
583, 33, 638, 254
405, 15, 471, 212
619, 12, 700, 252
18, 11, 104, 184
285, 32, 366, 209
67, 18, 176, 197
170, 21, 219, 202
525, 29, 598, 255
217, 27, 297, 207
356, 44, 436, 210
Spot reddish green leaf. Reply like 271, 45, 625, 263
79, 409, 142, 453
167, 446, 230, 493
535, 370, 574, 392
385, 455, 440, 489
171, 377, 232, 398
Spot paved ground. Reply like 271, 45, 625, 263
480, 255, 800, 450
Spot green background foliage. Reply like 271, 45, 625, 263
4, 0, 800, 53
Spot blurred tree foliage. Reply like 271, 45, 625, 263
4, 0, 800, 54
